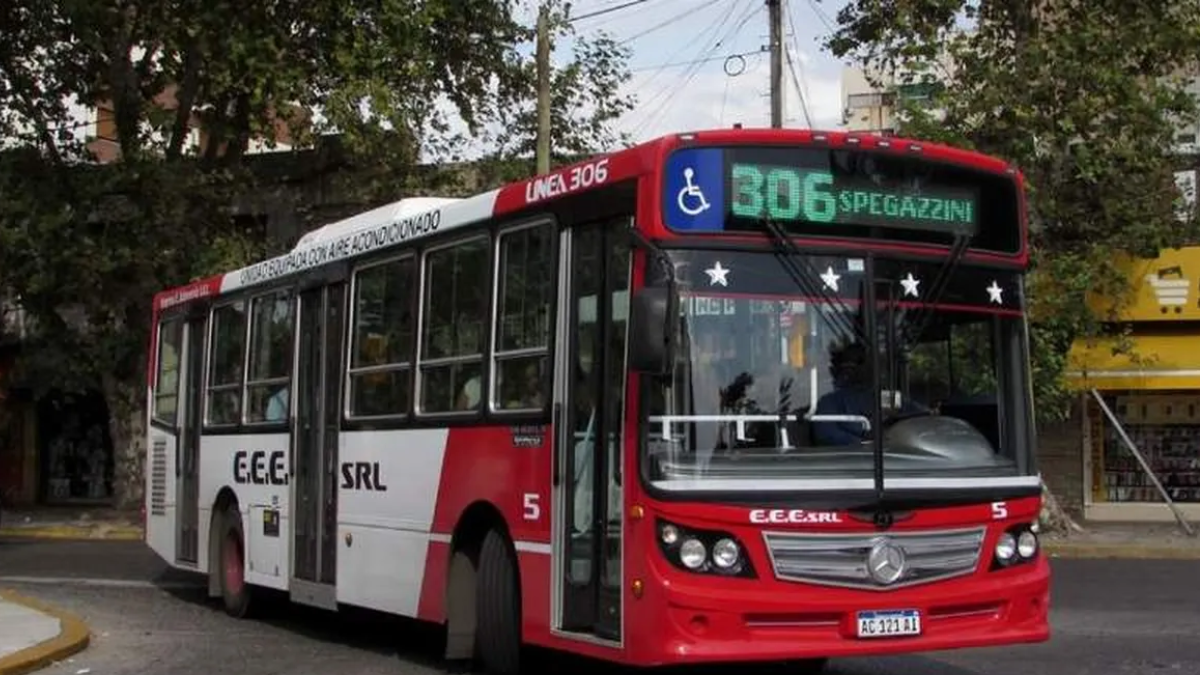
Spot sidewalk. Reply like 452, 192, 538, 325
1042, 519, 1200, 559
0, 589, 89, 675
0, 508, 142, 542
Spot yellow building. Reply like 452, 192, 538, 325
1066, 246, 1200, 521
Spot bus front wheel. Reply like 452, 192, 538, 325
217, 506, 253, 618
475, 529, 520, 675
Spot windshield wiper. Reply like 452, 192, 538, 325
757, 217, 868, 347
898, 231, 972, 351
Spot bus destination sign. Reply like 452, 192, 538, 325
662, 145, 989, 242
728, 162, 977, 231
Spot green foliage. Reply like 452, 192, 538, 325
477, 0, 637, 167
823, 0, 1200, 423
0, 0, 634, 448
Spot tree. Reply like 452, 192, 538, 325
821, 0, 1200, 529
476, 0, 637, 176
0, 0, 566, 508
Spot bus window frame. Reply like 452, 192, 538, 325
344, 250, 420, 422
487, 216, 558, 418
413, 232, 495, 420
203, 297, 249, 429
242, 287, 296, 429
198, 281, 298, 434
150, 311, 187, 430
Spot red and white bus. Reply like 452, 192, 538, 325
144, 127, 1050, 673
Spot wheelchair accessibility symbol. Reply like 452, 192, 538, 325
677, 167, 710, 217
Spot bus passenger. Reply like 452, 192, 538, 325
266, 385, 289, 422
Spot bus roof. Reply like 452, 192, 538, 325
152, 128, 1021, 312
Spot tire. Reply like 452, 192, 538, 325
217, 506, 254, 618
475, 529, 521, 675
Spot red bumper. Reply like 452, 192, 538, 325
630, 557, 1050, 665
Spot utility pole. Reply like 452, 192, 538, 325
767, 0, 784, 128
535, 4, 552, 174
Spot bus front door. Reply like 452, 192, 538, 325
176, 312, 206, 565
289, 281, 346, 610
553, 218, 631, 644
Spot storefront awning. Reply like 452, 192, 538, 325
1066, 333, 1200, 390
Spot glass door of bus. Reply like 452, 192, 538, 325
554, 218, 631, 642
289, 281, 346, 610
176, 312, 206, 565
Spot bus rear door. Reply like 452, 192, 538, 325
289, 276, 348, 609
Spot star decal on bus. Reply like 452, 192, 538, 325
987, 280, 1004, 304
705, 261, 730, 286
820, 265, 840, 291
900, 272, 920, 298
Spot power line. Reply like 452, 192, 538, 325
570, 0, 651, 22
805, 0, 835, 34
784, 45, 812, 127
784, 0, 812, 127
629, 47, 764, 72
629, 1, 740, 99
631, 0, 762, 137
619, 0, 724, 44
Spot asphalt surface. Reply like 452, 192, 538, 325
1, 537, 1198, 675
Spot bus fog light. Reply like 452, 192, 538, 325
679, 538, 706, 569
712, 538, 740, 568
995, 532, 1016, 562
661, 524, 679, 545
1017, 530, 1038, 558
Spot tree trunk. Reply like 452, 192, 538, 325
103, 373, 146, 511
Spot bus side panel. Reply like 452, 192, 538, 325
144, 423, 179, 565
417, 425, 553, 631
198, 433, 291, 590
336, 428, 451, 617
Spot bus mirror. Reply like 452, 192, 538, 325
630, 286, 673, 376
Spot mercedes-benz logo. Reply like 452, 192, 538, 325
866, 538, 907, 585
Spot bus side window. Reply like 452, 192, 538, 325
245, 290, 294, 423
419, 236, 489, 414
153, 317, 184, 425
207, 301, 247, 425
348, 255, 417, 417
493, 221, 554, 412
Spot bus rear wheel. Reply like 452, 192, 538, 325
217, 506, 253, 618
475, 529, 520, 675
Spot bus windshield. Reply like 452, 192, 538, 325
640, 248, 1034, 493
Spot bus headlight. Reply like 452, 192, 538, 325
1017, 529, 1038, 558
990, 523, 1040, 571
712, 538, 740, 569
995, 532, 1017, 562
655, 518, 756, 578
679, 539, 707, 569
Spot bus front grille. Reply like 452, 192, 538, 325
761, 527, 987, 591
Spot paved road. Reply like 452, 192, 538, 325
1, 537, 1198, 675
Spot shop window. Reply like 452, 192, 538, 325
349, 255, 416, 417
207, 301, 247, 425
154, 317, 184, 425
419, 236, 489, 414
1095, 392, 1200, 504
492, 222, 554, 411
245, 290, 294, 423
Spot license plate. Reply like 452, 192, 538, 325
856, 609, 921, 638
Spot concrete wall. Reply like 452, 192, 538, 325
1036, 395, 1086, 515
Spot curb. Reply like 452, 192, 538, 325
1044, 542, 1200, 560
0, 589, 90, 675
0, 525, 143, 542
